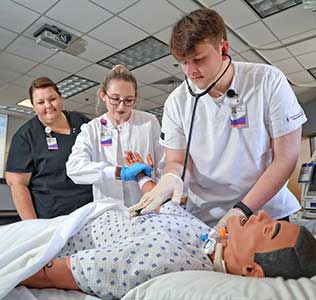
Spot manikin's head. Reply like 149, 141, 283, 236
221, 211, 316, 279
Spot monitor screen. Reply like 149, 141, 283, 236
307, 167, 316, 193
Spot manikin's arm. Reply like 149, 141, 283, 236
242, 128, 301, 211
5, 172, 37, 220
129, 148, 192, 215
21, 257, 79, 290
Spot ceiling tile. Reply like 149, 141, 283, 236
44, 51, 91, 73
119, 0, 183, 34
70, 35, 116, 62
85, 85, 100, 97
167, 0, 200, 12
6, 36, 55, 62
296, 51, 316, 69
149, 93, 169, 105
154, 26, 173, 45
152, 55, 181, 75
77, 64, 110, 83
0, 0, 40, 33
46, 0, 113, 32
0, 27, 18, 50
13, 0, 59, 13
13, 74, 36, 88
236, 21, 277, 46
138, 85, 165, 100
287, 70, 315, 85
258, 42, 292, 63
79, 103, 98, 115
132, 64, 170, 84
0, 83, 27, 105
227, 32, 250, 52
231, 54, 247, 62
264, 5, 316, 40
0, 69, 22, 83
273, 57, 304, 74
68, 91, 97, 104
284, 30, 316, 56
213, 0, 258, 29
89, 17, 148, 50
0, 52, 38, 74
62, 98, 87, 111
135, 99, 160, 110
89, 0, 139, 14
27, 64, 70, 82
239, 50, 267, 64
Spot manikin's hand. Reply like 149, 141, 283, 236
129, 173, 183, 217
209, 208, 247, 239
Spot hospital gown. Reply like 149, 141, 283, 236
57, 202, 213, 299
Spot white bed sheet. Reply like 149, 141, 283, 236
0, 201, 128, 300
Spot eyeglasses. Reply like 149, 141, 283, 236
105, 91, 136, 107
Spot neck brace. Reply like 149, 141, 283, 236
213, 243, 227, 273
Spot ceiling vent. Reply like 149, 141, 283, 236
152, 76, 182, 85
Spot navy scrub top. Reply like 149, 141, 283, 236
6, 111, 93, 218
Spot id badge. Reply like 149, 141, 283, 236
230, 104, 247, 128
298, 162, 314, 183
101, 131, 112, 147
46, 137, 58, 150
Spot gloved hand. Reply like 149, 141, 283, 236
129, 173, 183, 216
209, 208, 247, 239
120, 163, 153, 181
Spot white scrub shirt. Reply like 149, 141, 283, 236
67, 110, 164, 207
160, 61, 307, 226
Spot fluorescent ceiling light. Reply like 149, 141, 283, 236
98, 37, 170, 70
245, 0, 302, 18
17, 98, 33, 108
57, 75, 98, 99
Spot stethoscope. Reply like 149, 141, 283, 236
181, 54, 236, 183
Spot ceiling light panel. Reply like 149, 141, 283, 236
57, 75, 99, 99
245, 0, 302, 18
97, 37, 170, 70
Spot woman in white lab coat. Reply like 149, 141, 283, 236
66, 65, 163, 207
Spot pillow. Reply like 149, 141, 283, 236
122, 270, 316, 300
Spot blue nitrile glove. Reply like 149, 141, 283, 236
120, 163, 153, 181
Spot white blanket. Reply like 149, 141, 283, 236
0, 201, 128, 299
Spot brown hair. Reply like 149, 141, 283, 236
100, 64, 138, 97
170, 8, 227, 61
28, 77, 61, 104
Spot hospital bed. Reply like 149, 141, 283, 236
2, 203, 316, 300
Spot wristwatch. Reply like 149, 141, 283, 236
115, 166, 122, 180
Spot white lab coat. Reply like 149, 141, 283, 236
67, 110, 164, 207
160, 61, 306, 226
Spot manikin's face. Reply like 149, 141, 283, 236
179, 39, 229, 90
222, 210, 300, 277
32, 87, 63, 125
100, 79, 136, 125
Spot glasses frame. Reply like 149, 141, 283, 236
105, 91, 136, 107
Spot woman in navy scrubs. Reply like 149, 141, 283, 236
5, 77, 93, 219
